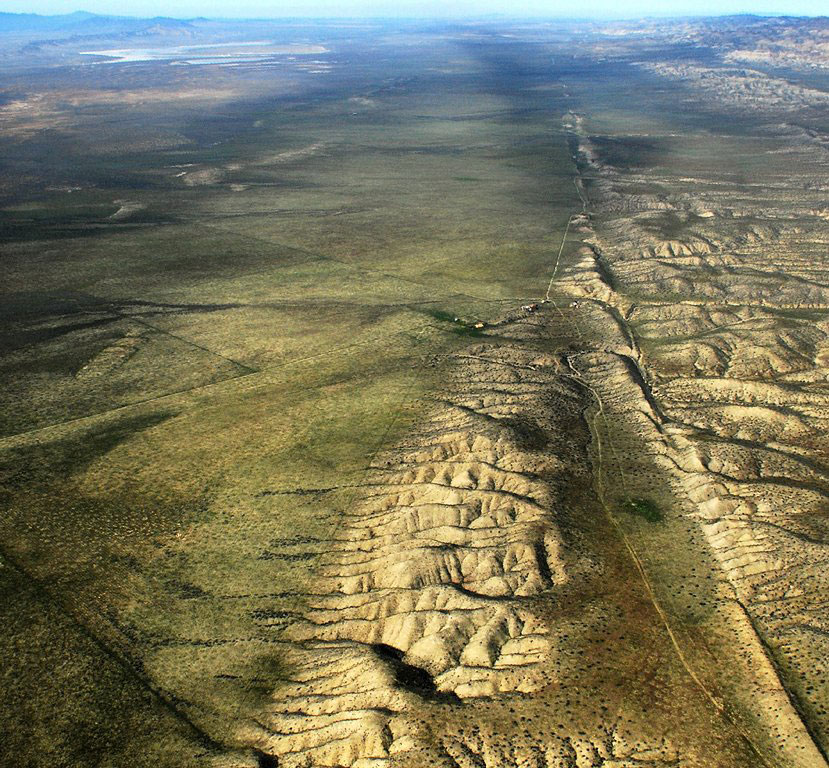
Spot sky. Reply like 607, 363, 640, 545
3, 0, 827, 18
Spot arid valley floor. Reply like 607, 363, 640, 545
2, 12, 829, 768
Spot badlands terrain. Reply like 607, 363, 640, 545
1, 12, 829, 768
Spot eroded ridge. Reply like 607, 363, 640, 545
563, 100, 829, 758
240, 323, 606, 766
425, 725, 681, 768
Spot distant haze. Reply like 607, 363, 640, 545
4, 0, 828, 19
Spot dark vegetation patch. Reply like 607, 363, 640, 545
424, 308, 486, 337
620, 497, 663, 523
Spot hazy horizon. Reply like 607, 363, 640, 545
2, 1, 828, 20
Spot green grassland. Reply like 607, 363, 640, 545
0, 29, 579, 765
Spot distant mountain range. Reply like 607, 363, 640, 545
0, 11, 197, 36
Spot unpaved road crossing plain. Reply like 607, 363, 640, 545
1, 13, 829, 768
